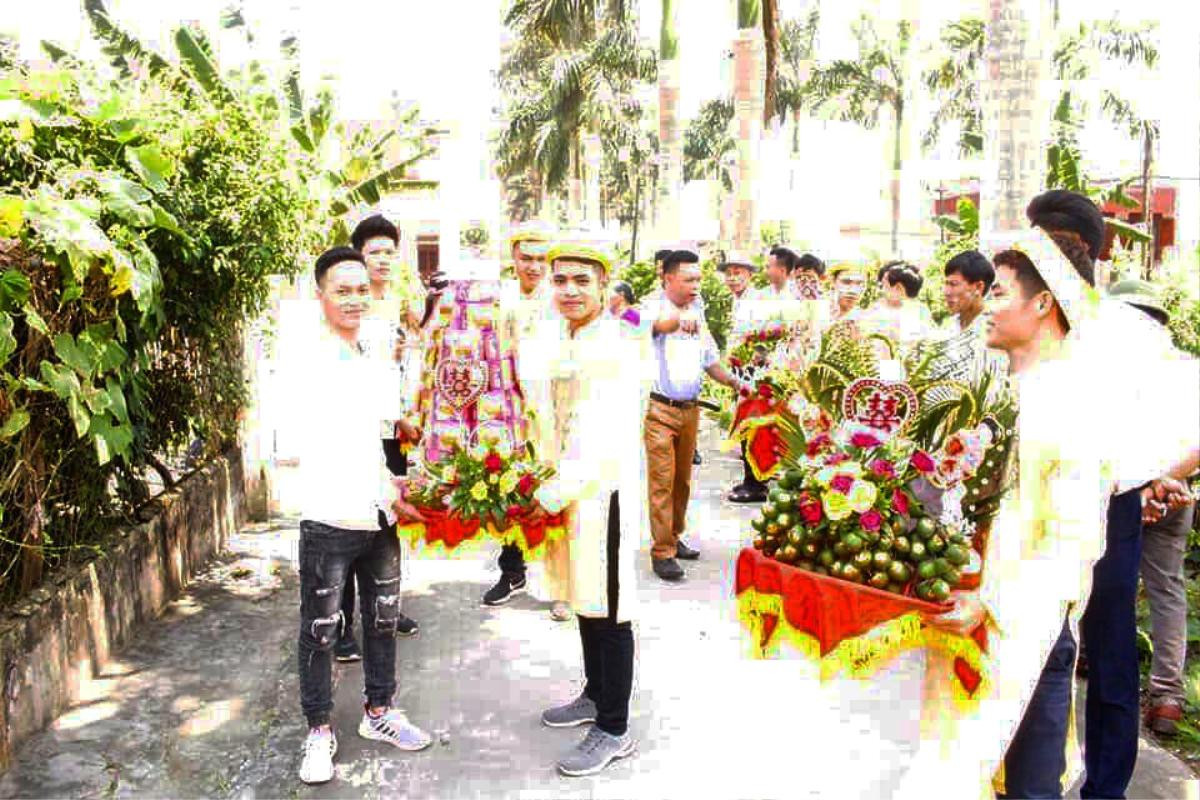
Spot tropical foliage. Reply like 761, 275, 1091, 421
494, 0, 656, 224
801, 15, 911, 252
0, 2, 435, 599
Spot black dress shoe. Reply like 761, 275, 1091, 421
652, 557, 685, 582
675, 539, 700, 560
728, 485, 768, 504
692, 450, 702, 465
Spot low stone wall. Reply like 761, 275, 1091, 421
0, 449, 245, 772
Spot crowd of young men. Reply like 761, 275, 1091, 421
286, 190, 1199, 795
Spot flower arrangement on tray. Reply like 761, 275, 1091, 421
400, 443, 566, 556
735, 321, 1016, 696
727, 320, 791, 373
726, 365, 805, 482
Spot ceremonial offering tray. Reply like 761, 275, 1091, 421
733, 323, 1013, 694
404, 277, 561, 555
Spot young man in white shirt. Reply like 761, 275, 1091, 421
333, 216, 420, 663
292, 247, 432, 785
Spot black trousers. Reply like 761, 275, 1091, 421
342, 441, 407, 636
578, 491, 634, 736
999, 618, 1077, 799
498, 542, 527, 577
298, 520, 401, 727
1080, 490, 1144, 799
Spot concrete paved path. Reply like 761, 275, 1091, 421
2, 422, 1195, 798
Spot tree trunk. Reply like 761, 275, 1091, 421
568, 138, 583, 226
733, 2, 764, 252
1141, 126, 1155, 277
657, 0, 682, 243
890, 103, 903, 254
762, 0, 780, 128
583, 132, 602, 225
980, 0, 1052, 242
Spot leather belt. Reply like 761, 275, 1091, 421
650, 392, 698, 409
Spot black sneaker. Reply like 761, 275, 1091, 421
675, 539, 700, 561
335, 635, 363, 663
652, 558, 684, 582
482, 572, 528, 606
396, 613, 419, 638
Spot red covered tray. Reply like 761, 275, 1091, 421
735, 548, 952, 676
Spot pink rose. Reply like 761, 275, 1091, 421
859, 509, 883, 532
824, 452, 850, 466
830, 474, 854, 494
850, 431, 882, 449
869, 459, 896, 478
806, 433, 833, 457
892, 488, 910, 515
911, 450, 935, 473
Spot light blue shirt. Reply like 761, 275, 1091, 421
650, 294, 719, 401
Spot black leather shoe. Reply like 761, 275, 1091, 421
692, 450, 702, 465
675, 539, 700, 560
728, 485, 768, 504
652, 558, 685, 582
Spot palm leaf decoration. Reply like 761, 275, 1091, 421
774, 414, 810, 473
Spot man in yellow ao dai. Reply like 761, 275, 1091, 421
895, 208, 1199, 798
518, 240, 655, 778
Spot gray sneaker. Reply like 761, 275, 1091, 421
557, 726, 635, 776
541, 693, 597, 728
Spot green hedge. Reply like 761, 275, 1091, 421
0, 22, 323, 598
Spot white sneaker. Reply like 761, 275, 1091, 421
358, 707, 433, 751
299, 727, 338, 784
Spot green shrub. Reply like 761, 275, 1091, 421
0, 5, 428, 600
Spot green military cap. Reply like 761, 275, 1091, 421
1109, 278, 1168, 323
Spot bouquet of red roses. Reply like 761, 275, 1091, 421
401, 446, 564, 555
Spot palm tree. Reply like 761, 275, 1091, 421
762, 0, 780, 128
924, 15, 1158, 259
921, 18, 984, 157
774, 9, 820, 156
732, 0, 765, 250
803, 14, 911, 253
496, 0, 654, 225
683, 98, 736, 244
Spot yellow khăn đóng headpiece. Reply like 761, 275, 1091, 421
985, 227, 1100, 330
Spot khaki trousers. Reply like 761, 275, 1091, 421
644, 398, 700, 560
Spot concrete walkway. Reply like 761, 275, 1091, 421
2, 423, 1196, 798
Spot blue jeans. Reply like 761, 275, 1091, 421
999, 619, 1077, 799
298, 520, 401, 727
1080, 490, 1144, 799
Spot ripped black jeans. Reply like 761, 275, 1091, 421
298, 519, 401, 727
